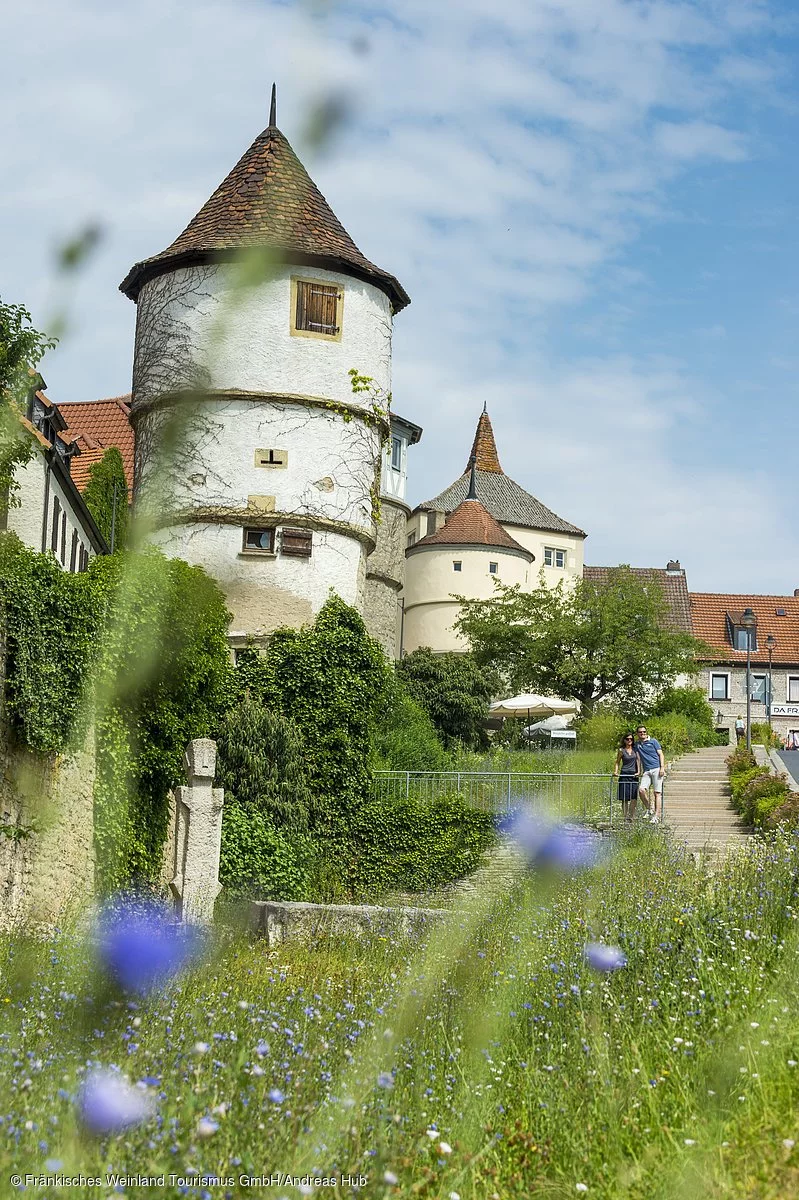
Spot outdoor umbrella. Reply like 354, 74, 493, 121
488, 693, 579, 720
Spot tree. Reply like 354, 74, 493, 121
0, 297, 56, 511
83, 447, 129, 551
396, 647, 498, 748
455, 567, 702, 716
215, 696, 313, 831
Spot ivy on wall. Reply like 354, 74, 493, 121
82, 447, 129, 552
0, 533, 233, 892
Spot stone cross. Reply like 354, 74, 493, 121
170, 738, 224, 923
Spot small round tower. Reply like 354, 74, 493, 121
403, 458, 535, 654
120, 86, 410, 646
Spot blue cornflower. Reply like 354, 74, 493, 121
77, 1068, 152, 1135
583, 943, 627, 973
97, 899, 203, 994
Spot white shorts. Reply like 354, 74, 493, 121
640, 770, 663, 793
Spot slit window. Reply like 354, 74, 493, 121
390, 436, 403, 471
293, 279, 342, 338
243, 528, 275, 554
281, 528, 313, 558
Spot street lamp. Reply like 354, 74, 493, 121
741, 607, 756, 752
767, 634, 776, 731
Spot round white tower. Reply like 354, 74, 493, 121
120, 87, 410, 645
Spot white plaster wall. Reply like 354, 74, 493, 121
499, 525, 583, 587
149, 521, 364, 636
403, 545, 530, 654
8, 452, 96, 568
133, 263, 392, 410
136, 397, 381, 540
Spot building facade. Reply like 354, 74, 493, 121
690, 591, 799, 746
119, 92, 415, 657
402, 408, 585, 654
3, 388, 107, 570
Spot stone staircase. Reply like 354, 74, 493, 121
664, 745, 752, 854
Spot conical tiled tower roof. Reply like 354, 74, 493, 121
120, 96, 409, 311
419, 409, 586, 537
412, 497, 532, 555
467, 407, 502, 473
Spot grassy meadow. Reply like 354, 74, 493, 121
3, 828, 799, 1199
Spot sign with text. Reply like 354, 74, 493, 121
771, 704, 799, 718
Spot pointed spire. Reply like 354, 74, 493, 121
269, 82, 277, 128
466, 408, 503, 474
466, 454, 477, 499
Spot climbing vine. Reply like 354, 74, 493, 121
82, 447, 129, 551
0, 534, 233, 891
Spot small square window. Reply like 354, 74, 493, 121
711, 674, 729, 701
453, 561, 462, 572
292, 279, 342, 338
390, 436, 403, 471
544, 547, 566, 568
281, 528, 313, 558
489, 562, 498, 574
243, 527, 275, 553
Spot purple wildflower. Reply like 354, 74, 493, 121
97, 899, 203, 994
499, 808, 603, 872
196, 1117, 219, 1138
77, 1068, 152, 1135
583, 942, 627, 973
268, 1089, 285, 1104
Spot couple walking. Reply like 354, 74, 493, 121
613, 726, 665, 824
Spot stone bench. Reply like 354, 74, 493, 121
249, 899, 449, 947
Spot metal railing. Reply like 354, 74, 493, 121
372, 771, 666, 826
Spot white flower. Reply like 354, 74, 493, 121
438, 1141, 453, 1155
449, 1193, 461, 1200
784, 1139, 795, 1150
684, 1138, 696, 1146
193, 1042, 209, 1055
750, 1022, 760, 1029
383, 1171, 398, 1186
576, 1186, 589, 1194
788, 1060, 798, 1067
426, 1128, 438, 1140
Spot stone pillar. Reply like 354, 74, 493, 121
170, 738, 224, 923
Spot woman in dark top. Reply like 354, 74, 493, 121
613, 732, 641, 822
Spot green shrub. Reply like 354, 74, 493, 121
215, 696, 313, 830
371, 678, 450, 771
653, 686, 715, 729
396, 648, 498, 749
645, 714, 694, 757
737, 773, 790, 827
729, 767, 768, 806
220, 802, 312, 900
727, 745, 757, 774
751, 722, 780, 749
575, 707, 627, 750
765, 795, 799, 828
347, 793, 497, 898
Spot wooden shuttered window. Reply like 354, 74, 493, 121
51, 496, 60, 553
69, 529, 78, 573
280, 528, 313, 558
295, 281, 341, 336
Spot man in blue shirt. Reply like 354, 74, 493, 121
635, 725, 665, 824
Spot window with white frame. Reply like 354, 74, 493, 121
751, 675, 767, 703
390, 436, 403, 471
544, 546, 566, 568
789, 676, 799, 703
710, 673, 729, 700
489, 562, 498, 574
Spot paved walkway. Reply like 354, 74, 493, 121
664, 745, 751, 854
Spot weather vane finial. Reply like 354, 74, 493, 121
482, 400, 487, 414
269, 82, 277, 127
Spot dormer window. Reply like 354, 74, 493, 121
727, 610, 757, 652
291, 277, 343, 341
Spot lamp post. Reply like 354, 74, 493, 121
767, 634, 776, 731
741, 607, 756, 752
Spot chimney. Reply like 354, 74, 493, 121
666, 559, 682, 574
794, 588, 799, 599
427, 510, 445, 535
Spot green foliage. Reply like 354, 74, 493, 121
396, 648, 497, 749
347, 793, 496, 896
455, 566, 703, 715
90, 551, 233, 890
82, 447, 128, 551
0, 534, 233, 891
575, 706, 628, 750
729, 766, 768, 805
0, 298, 56, 512
255, 595, 392, 841
0, 533, 101, 753
215, 696, 313, 831
652, 686, 715, 728
219, 802, 311, 900
726, 747, 793, 827
727, 745, 757, 774
371, 676, 451, 771
751, 721, 780, 749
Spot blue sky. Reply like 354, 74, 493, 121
2, 0, 799, 593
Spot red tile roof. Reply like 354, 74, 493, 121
57, 396, 134, 497
467, 410, 503, 473
119, 119, 409, 313
690, 592, 799, 666
583, 566, 693, 634
411, 497, 533, 556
